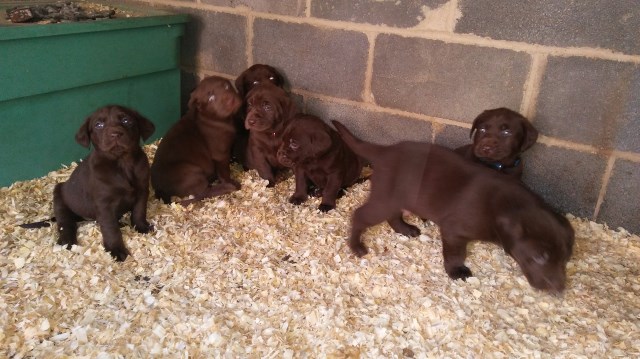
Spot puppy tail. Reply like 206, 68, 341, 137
331, 120, 384, 163
19, 217, 56, 229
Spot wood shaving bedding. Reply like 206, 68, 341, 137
1, 142, 638, 358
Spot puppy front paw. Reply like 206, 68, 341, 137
289, 194, 308, 205
134, 222, 154, 234
447, 266, 473, 281
349, 241, 369, 257
108, 247, 130, 262
318, 203, 335, 212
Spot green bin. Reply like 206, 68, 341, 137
0, 1, 188, 187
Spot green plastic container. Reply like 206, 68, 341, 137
0, 2, 188, 187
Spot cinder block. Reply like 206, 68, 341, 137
372, 34, 530, 122
252, 19, 369, 101
181, 9, 247, 75
535, 57, 640, 153
311, 0, 448, 28
597, 159, 640, 233
202, 0, 306, 16
522, 144, 607, 219
305, 97, 432, 145
455, 0, 640, 55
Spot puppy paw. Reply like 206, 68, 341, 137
318, 203, 335, 212
134, 222, 154, 234
349, 242, 369, 257
289, 194, 308, 205
447, 266, 473, 281
108, 247, 130, 262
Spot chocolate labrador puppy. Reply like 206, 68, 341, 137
233, 64, 286, 167
334, 120, 574, 293
244, 82, 299, 186
54, 105, 155, 261
455, 108, 538, 178
151, 76, 242, 206
277, 114, 364, 212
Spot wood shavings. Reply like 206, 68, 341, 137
1, 142, 639, 357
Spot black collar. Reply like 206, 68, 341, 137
481, 157, 521, 171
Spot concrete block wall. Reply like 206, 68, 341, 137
132, 0, 640, 233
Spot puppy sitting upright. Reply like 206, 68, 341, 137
233, 64, 285, 167
455, 108, 538, 178
333, 120, 574, 293
54, 105, 155, 261
276, 114, 364, 212
151, 76, 242, 206
244, 82, 299, 187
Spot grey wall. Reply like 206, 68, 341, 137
137, 0, 640, 233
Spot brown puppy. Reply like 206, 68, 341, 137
276, 114, 364, 212
334, 120, 574, 293
54, 105, 155, 261
245, 83, 299, 186
455, 108, 538, 178
151, 76, 242, 205
235, 64, 285, 98
233, 64, 286, 167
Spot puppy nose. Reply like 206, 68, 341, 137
109, 129, 124, 138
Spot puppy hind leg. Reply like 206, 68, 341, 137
387, 214, 420, 237
179, 182, 238, 206
53, 184, 81, 249
441, 231, 472, 281
349, 203, 395, 257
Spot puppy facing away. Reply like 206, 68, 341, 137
276, 114, 364, 212
54, 105, 156, 261
244, 82, 299, 187
333, 120, 574, 293
455, 108, 538, 178
151, 76, 242, 206
233, 64, 286, 167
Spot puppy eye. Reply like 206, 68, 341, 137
532, 252, 549, 265
224, 83, 230, 90
289, 141, 299, 151
501, 129, 512, 136
263, 102, 272, 111
478, 127, 487, 133
208, 95, 215, 103
94, 121, 105, 130
252, 80, 260, 85
269, 76, 275, 81
121, 117, 133, 127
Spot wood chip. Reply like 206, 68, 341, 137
0, 142, 638, 357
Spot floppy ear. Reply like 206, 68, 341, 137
309, 129, 332, 157
519, 118, 539, 152
187, 86, 201, 112
469, 110, 490, 139
133, 111, 156, 141
75, 116, 92, 148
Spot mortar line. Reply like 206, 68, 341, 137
305, 0, 311, 17
520, 53, 548, 120
362, 33, 377, 104
593, 155, 617, 219
246, 14, 254, 65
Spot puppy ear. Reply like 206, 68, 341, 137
234, 74, 247, 97
75, 116, 92, 148
309, 130, 332, 157
519, 118, 539, 152
134, 112, 156, 141
469, 110, 489, 139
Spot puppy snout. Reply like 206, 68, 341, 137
109, 128, 125, 138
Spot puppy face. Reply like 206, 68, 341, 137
277, 115, 332, 168
470, 108, 538, 162
75, 105, 155, 156
245, 84, 292, 132
188, 76, 241, 119
235, 64, 284, 98
498, 212, 574, 293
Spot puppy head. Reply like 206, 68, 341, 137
75, 105, 155, 156
235, 64, 285, 98
188, 76, 242, 119
470, 108, 538, 163
277, 114, 333, 168
497, 210, 574, 293
244, 83, 296, 133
